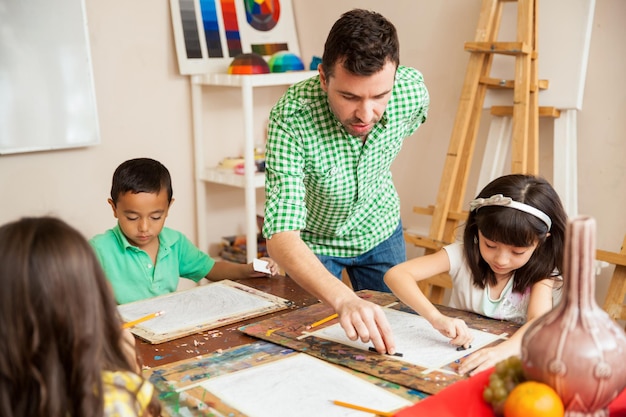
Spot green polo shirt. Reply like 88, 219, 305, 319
90, 225, 214, 304
263, 65, 429, 257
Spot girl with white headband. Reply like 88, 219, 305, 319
385, 174, 567, 376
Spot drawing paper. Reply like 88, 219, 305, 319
117, 280, 289, 343
198, 353, 412, 417
313, 308, 502, 369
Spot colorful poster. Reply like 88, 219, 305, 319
170, 0, 300, 74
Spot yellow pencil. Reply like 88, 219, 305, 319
122, 311, 165, 329
331, 400, 395, 417
308, 313, 338, 329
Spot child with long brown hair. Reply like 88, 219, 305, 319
0, 216, 161, 416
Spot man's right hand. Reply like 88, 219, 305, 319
266, 231, 396, 353
336, 295, 396, 355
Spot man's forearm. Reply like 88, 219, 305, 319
266, 231, 356, 310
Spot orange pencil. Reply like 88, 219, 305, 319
331, 400, 395, 417
122, 311, 164, 329
308, 313, 338, 329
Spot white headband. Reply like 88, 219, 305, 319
469, 194, 552, 231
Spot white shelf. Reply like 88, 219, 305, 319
192, 70, 316, 262
201, 167, 265, 188
192, 71, 317, 88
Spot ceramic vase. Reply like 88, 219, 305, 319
521, 216, 626, 417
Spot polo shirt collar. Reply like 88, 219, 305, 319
111, 224, 179, 254
111, 224, 136, 251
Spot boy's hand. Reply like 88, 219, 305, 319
250, 257, 279, 276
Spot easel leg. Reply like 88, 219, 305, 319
553, 109, 578, 216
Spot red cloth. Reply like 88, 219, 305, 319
394, 368, 626, 417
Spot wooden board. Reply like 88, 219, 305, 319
200, 353, 412, 417
144, 340, 425, 417
239, 290, 520, 395
312, 308, 503, 370
118, 280, 292, 344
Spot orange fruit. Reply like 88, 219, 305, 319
504, 381, 564, 417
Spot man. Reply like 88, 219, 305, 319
263, 9, 429, 354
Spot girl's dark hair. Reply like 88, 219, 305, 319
0, 217, 161, 416
321, 8, 400, 78
463, 174, 567, 292
110, 158, 173, 204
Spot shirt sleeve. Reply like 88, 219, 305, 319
263, 97, 309, 239
102, 371, 154, 416
443, 242, 464, 279
176, 233, 215, 282
393, 66, 430, 138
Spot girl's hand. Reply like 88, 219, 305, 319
458, 341, 517, 376
431, 314, 474, 349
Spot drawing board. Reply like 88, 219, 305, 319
118, 280, 290, 344
144, 340, 423, 416
240, 290, 521, 394
200, 353, 412, 417
312, 307, 501, 370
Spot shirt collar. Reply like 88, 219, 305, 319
112, 224, 135, 250
111, 224, 178, 254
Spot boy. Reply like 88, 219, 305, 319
90, 158, 278, 304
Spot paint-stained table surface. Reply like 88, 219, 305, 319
239, 290, 521, 395
136, 275, 319, 368
142, 287, 521, 416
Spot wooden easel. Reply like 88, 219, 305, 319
405, 0, 550, 303
599, 234, 626, 328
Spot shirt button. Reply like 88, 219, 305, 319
147, 264, 153, 269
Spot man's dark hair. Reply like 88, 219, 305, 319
321, 9, 400, 78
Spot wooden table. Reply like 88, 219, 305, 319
141, 286, 521, 416
136, 275, 319, 368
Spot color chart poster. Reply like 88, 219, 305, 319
170, 0, 301, 74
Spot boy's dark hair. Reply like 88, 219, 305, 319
321, 8, 400, 78
110, 158, 173, 204
463, 174, 567, 293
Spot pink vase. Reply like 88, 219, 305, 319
521, 216, 626, 417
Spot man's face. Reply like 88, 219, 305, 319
319, 60, 396, 139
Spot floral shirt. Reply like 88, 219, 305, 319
103, 370, 154, 416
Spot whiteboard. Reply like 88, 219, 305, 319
0, 0, 100, 155
483, 0, 595, 110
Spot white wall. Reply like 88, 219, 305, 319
0, 0, 624, 304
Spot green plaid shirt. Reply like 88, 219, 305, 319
263, 66, 429, 257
